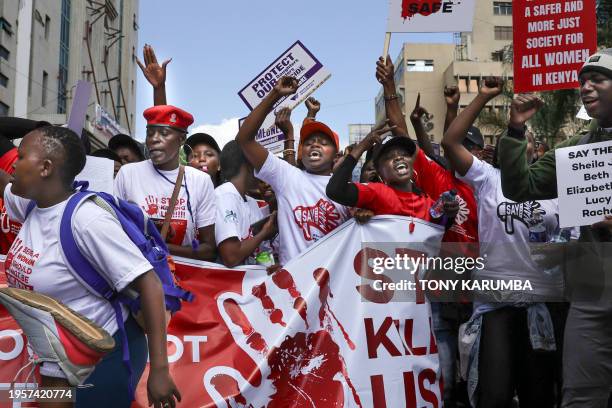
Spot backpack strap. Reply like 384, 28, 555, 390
58, 190, 136, 400
160, 165, 185, 241
59, 191, 116, 300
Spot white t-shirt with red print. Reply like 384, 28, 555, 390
457, 157, 562, 298
114, 160, 216, 246
3, 185, 152, 378
214, 181, 266, 265
255, 154, 350, 265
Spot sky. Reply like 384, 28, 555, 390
134, 1, 454, 149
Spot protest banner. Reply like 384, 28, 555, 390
0, 216, 445, 407
386, 0, 477, 33
513, 0, 597, 93
238, 117, 286, 154
238, 41, 330, 129
555, 140, 612, 227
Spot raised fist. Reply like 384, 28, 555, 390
273, 77, 299, 98
509, 94, 544, 130
305, 97, 321, 116
274, 108, 293, 137
478, 76, 504, 98
443, 85, 460, 107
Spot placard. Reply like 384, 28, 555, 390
387, 0, 477, 33
513, 0, 597, 92
238, 41, 330, 118
555, 140, 612, 227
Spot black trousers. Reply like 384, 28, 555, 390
477, 306, 561, 408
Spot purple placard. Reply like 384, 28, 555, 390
238, 41, 326, 110
67, 80, 93, 137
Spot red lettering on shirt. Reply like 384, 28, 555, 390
293, 199, 342, 241
5, 238, 38, 290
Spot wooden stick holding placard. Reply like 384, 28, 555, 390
383, 32, 392, 59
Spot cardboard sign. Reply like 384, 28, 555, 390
555, 140, 612, 227
238, 116, 286, 153
238, 41, 331, 122
513, 0, 597, 93
387, 0, 477, 33
76, 155, 114, 194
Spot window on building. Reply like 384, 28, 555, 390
494, 26, 513, 41
57, 0, 71, 114
458, 77, 468, 93
133, 13, 139, 30
0, 72, 8, 88
42, 71, 48, 106
0, 17, 13, 36
491, 50, 504, 62
45, 15, 51, 39
0, 45, 9, 61
0, 101, 9, 116
493, 2, 512, 15
468, 78, 479, 93
407, 59, 434, 72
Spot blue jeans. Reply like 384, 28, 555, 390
76, 316, 148, 408
431, 302, 458, 407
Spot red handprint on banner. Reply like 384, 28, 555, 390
204, 268, 363, 407
143, 195, 159, 217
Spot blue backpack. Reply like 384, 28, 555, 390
25, 181, 194, 398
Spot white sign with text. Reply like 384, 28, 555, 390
238, 41, 330, 130
555, 140, 612, 227
387, 0, 476, 33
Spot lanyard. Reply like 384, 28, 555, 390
153, 164, 199, 250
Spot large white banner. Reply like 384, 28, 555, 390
555, 140, 612, 227
198, 216, 445, 407
1, 217, 445, 407
387, 0, 476, 33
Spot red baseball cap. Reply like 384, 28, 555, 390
298, 121, 340, 159
143, 105, 194, 132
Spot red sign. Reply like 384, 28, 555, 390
513, 0, 597, 92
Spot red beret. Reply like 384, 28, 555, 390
143, 105, 194, 132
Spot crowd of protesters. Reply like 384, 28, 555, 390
0, 43, 610, 408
